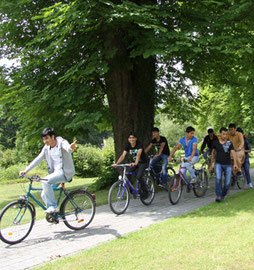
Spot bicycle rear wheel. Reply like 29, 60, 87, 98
0, 201, 34, 245
108, 180, 130, 215
61, 190, 96, 230
193, 169, 208, 197
169, 174, 183, 205
140, 174, 155, 205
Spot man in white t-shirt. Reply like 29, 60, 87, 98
19, 127, 77, 214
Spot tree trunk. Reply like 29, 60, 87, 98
105, 52, 156, 158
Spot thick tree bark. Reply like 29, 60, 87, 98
105, 48, 156, 158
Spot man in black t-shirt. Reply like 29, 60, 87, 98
199, 128, 219, 159
209, 127, 238, 202
145, 127, 170, 187
113, 131, 148, 199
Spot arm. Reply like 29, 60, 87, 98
187, 143, 197, 162
112, 151, 128, 167
238, 133, 244, 151
154, 142, 166, 158
168, 142, 181, 161
19, 147, 46, 175
209, 149, 216, 173
200, 137, 206, 154
144, 143, 153, 154
231, 149, 238, 170
61, 139, 77, 152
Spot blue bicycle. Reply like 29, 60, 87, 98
0, 175, 96, 245
108, 164, 155, 215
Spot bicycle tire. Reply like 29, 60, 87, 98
193, 169, 208, 197
169, 174, 183, 205
140, 174, 155, 205
108, 180, 130, 215
0, 200, 35, 245
61, 190, 96, 230
236, 168, 246, 189
166, 167, 176, 190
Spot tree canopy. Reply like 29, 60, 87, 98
1, 0, 254, 154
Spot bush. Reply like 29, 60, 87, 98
93, 138, 118, 190
0, 163, 25, 183
73, 145, 104, 177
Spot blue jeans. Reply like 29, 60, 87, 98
215, 163, 232, 197
150, 154, 169, 184
243, 158, 252, 185
41, 171, 68, 208
181, 156, 199, 182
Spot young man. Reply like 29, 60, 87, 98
168, 126, 199, 184
19, 127, 77, 214
237, 127, 253, 188
145, 127, 170, 187
112, 132, 148, 199
209, 127, 238, 202
199, 128, 218, 159
228, 123, 245, 175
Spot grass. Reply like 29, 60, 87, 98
0, 176, 109, 221
36, 189, 254, 270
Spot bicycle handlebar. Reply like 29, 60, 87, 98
19, 174, 48, 182
111, 164, 131, 167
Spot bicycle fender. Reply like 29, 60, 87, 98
17, 198, 36, 219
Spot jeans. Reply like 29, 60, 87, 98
150, 154, 169, 184
243, 158, 252, 185
41, 171, 68, 208
215, 163, 232, 197
181, 156, 199, 182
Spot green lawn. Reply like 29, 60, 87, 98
36, 189, 254, 270
0, 177, 109, 221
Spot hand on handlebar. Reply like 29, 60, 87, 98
19, 170, 27, 177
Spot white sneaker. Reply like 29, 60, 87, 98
248, 183, 253, 188
45, 207, 59, 214
190, 178, 196, 184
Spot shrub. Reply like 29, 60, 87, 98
93, 138, 118, 190
0, 163, 25, 183
73, 145, 104, 177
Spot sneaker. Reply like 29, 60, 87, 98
158, 183, 168, 190
190, 178, 196, 184
45, 206, 59, 214
215, 196, 221, 202
248, 183, 253, 188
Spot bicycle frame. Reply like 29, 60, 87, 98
118, 165, 140, 197
175, 159, 192, 186
22, 180, 81, 219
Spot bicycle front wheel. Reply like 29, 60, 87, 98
166, 167, 176, 190
0, 201, 35, 245
193, 169, 208, 197
169, 174, 183, 205
237, 169, 246, 189
108, 180, 130, 215
61, 190, 96, 230
140, 174, 155, 206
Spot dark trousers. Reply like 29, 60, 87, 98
127, 163, 147, 191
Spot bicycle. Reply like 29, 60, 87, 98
108, 164, 155, 215
146, 155, 176, 190
0, 175, 96, 245
168, 158, 209, 205
230, 166, 247, 189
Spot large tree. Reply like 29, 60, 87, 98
1, 0, 254, 157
